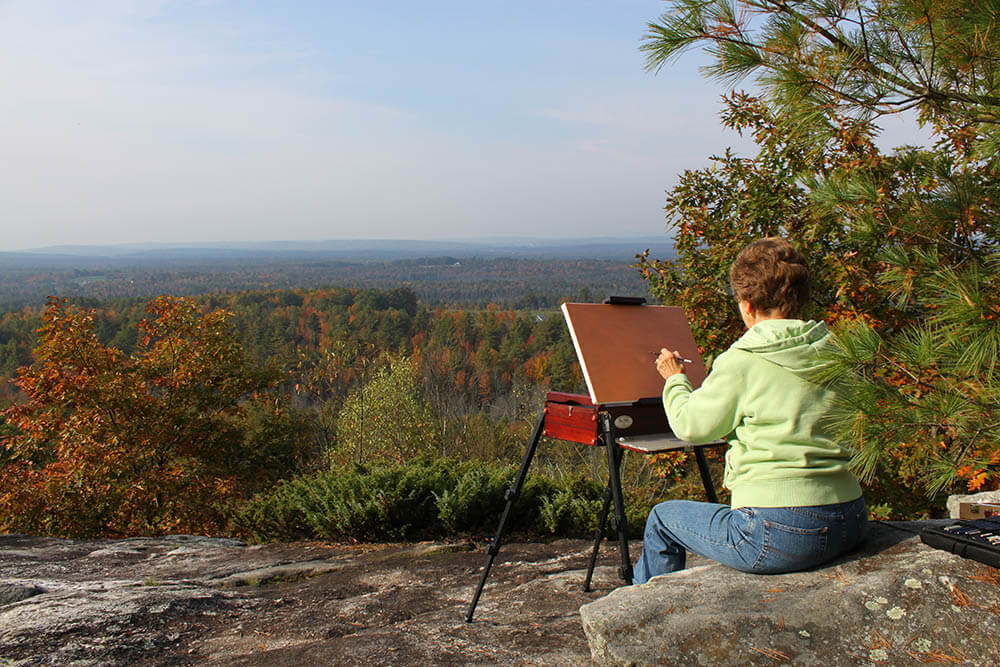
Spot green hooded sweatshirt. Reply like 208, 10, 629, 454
662, 319, 862, 509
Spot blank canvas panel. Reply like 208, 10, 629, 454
561, 302, 707, 405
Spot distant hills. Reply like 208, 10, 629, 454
0, 237, 676, 309
8, 237, 675, 265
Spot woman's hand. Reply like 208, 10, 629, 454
655, 348, 685, 380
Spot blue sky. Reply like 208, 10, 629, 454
0, 1, 923, 251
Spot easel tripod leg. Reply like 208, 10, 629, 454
694, 447, 719, 504
602, 416, 633, 584
583, 482, 613, 592
465, 407, 546, 623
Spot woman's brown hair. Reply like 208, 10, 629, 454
729, 237, 810, 317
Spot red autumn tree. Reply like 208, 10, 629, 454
0, 296, 311, 537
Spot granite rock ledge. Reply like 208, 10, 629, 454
580, 520, 1000, 666
0, 534, 619, 665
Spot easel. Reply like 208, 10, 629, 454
466, 298, 723, 622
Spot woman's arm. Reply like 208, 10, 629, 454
660, 350, 746, 444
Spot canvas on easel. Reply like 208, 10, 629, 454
560, 302, 707, 405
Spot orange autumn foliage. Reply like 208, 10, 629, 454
0, 296, 309, 537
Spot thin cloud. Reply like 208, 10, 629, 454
1, 1, 925, 250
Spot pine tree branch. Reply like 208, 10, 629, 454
887, 23, 930, 92
857, 0, 871, 64
925, 4, 938, 86
949, 422, 1000, 474
767, 0, 923, 96
767, 2, 1000, 114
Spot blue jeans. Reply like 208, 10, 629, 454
633, 497, 867, 584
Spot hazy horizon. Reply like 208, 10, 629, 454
16, 233, 673, 251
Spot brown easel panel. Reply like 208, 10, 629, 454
561, 302, 707, 405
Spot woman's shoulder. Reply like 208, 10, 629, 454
709, 345, 755, 374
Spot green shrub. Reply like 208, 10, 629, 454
232, 456, 645, 543
229, 479, 312, 541
433, 464, 512, 533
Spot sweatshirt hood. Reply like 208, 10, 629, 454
730, 319, 833, 378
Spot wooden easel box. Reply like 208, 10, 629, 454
959, 502, 1000, 520
541, 391, 673, 447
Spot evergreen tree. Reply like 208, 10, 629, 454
641, 0, 999, 511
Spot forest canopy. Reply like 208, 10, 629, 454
0, 288, 604, 537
